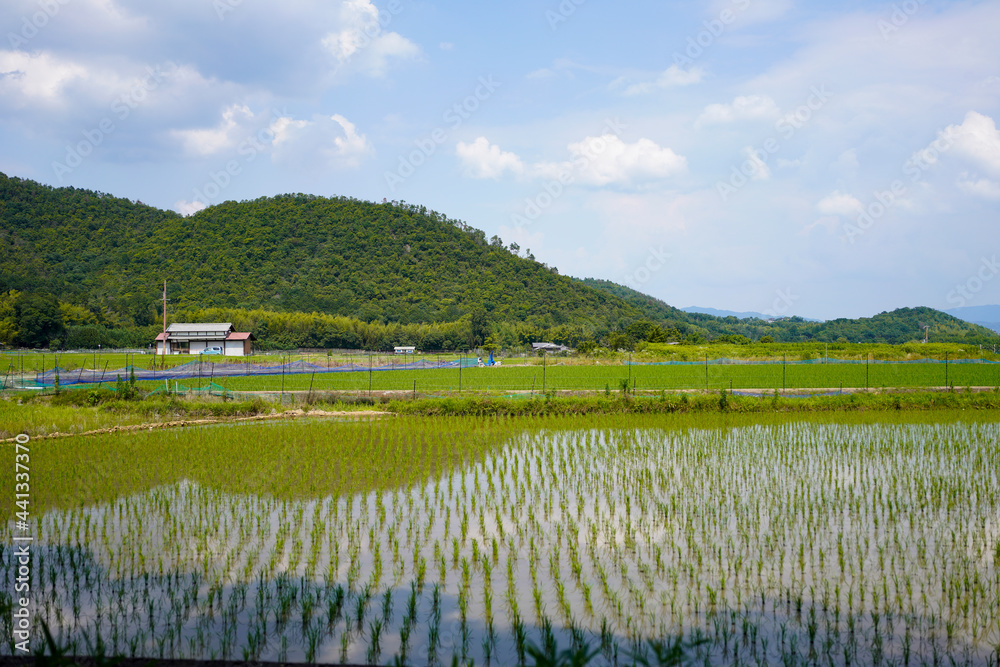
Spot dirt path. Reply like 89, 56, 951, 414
0, 409, 390, 443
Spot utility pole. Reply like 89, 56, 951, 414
161, 280, 169, 365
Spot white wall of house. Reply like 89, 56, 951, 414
224, 340, 246, 356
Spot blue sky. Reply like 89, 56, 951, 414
2, 0, 998, 320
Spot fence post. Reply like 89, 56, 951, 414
542, 351, 546, 394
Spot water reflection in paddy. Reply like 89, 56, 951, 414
2, 414, 998, 665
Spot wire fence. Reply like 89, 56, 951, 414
3, 351, 998, 401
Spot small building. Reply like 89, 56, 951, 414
532, 342, 572, 353
394, 346, 416, 355
155, 323, 255, 356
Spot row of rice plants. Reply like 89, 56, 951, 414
2, 414, 998, 665
211, 362, 999, 394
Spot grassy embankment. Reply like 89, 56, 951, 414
4, 384, 1000, 440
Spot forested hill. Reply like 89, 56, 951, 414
1, 172, 996, 349
0, 173, 642, 328
574, 278, 689, 322
572, 279, 993, 342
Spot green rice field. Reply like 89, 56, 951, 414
203, 361, 1000, 394
4, 354, 1000, 395
2, 413, 998, 665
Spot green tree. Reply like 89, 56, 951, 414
607, 331, 631, 351
0, 289, 20, 346
14, 292, 64, 348
468, 308, 490, 348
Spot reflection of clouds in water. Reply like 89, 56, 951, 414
6, 419, 999, 664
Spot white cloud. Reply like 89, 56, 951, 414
455, 137, 525, 179
321, 0, 420, 77
816, 191, 864, 217
171, 104, 256, 157
271, 113, 373, 169
945, 111, 1000, 176
460, 135, 687, 188
537, 135, 687, 187
172, 107, 372, 168
619, 65, 704, 95
0, 50, 99, 107
175, 199, 207, 216
695, 94, 779, 127
957, 176, 1000, 200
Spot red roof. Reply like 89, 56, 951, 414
155, 332, 170, 341
226, 332, 254, 341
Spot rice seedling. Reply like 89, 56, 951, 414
2, 412, 998, 664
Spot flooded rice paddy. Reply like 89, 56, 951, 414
2, 414, 998, 665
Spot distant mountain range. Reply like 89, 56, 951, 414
683, 306, 824, 323
945, 305, 1000, 333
